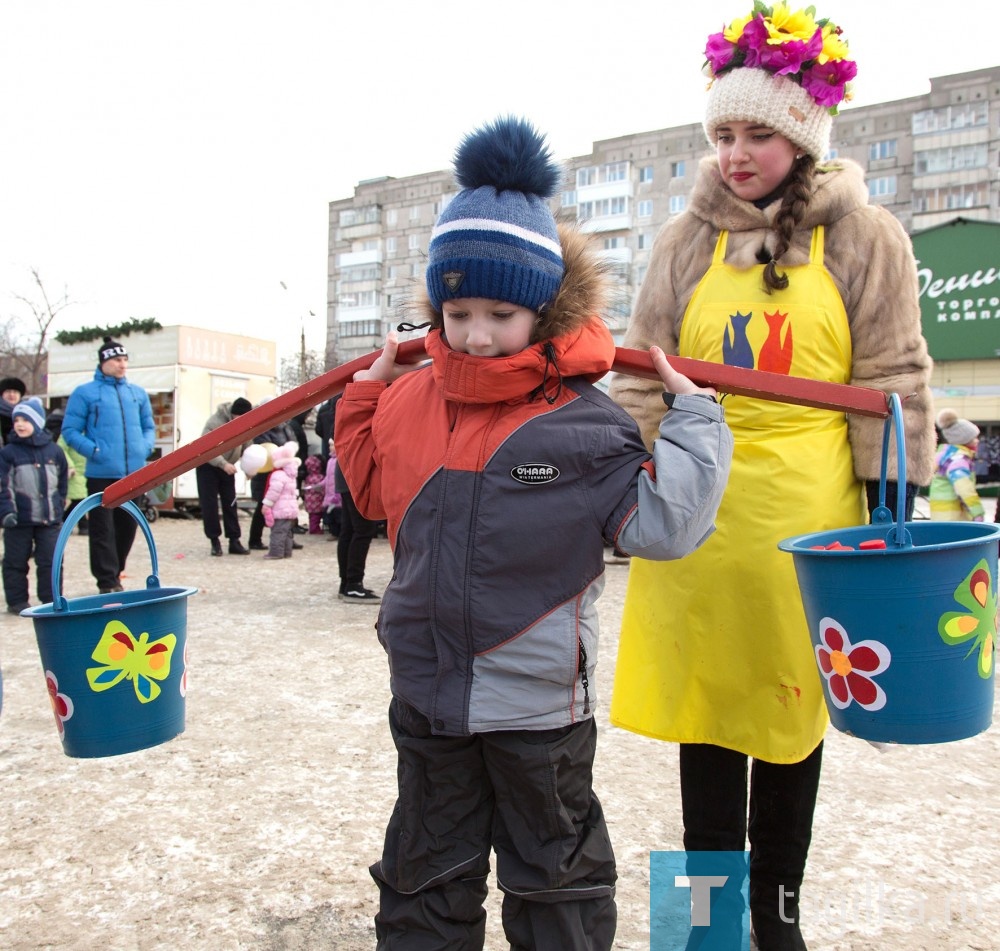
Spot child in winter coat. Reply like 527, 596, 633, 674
0, 398, 68, 613
335, 116, 733, 951
930, 409, 984, 521
301, 455, 326, 534
260, 442, 300, 559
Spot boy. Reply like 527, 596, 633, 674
0, 397, 68, 613
335, 116, 734, 950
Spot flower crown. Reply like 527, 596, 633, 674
704, 2, 857, 114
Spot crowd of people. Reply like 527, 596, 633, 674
0, 343, 386, 618
3, 5, 1000, 949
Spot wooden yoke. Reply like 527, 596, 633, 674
101, 339, 889, 509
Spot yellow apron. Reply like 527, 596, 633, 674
611, 227, 866, 763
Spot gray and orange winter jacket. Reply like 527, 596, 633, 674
336, 228, 733, 736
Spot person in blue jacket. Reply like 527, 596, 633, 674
61, 337, 155, 593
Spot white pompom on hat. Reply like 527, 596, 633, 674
703, 67, 832, 162
936, 408, 980, 447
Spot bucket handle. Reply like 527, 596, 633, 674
50, 492, 160, 612
870, 393, 912, 548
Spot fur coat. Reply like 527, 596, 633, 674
611, 155, 935, 484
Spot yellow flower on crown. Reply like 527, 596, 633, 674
764, 2, 819, 45
723, 13, 754, 42
818, 24, 850, 64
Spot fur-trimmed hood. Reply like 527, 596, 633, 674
410, 223, 611, 343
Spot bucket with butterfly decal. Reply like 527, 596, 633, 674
779, 394, 998, 744
22, 493, 197, 757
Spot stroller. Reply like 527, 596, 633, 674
132, 482, 171, 523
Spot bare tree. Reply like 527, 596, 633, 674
2, 268, 75, 393
278, 348, 326, 395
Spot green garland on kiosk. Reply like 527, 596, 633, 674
54, 317, 162, 346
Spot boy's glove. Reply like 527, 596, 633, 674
262, 505, 275, 528
2, 513, 17, 528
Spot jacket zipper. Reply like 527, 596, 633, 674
578, 638, 591, 716
116, 383, 129, 471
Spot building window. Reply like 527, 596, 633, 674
387, 266, 397, 282
409, 204, 421, 221
913, 182, 989, 213
914, 144, 989, 175
578, 197, 629, 220
912, 102, 989, 135
408, 234, 420, 251
637, 200, 653, 218
387, 209, 398, 226
341, 264, 380, 284
340, 319, 382, 338
561, 190, 577, 207
602, 161, 628, 182
577, 166, 597, 188
640, 165, 654, 183
671, 161, 685, 178
340, 290, 378, 308
386, 237, 397, 255
603, 237, 624, 249
637, 232, 650, 250
869, 139, 897, 162
339, 205, 379, 227
669, 195, 687, 214
868, 175, 897, 198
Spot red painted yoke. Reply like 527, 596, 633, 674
102, 339, 889, 509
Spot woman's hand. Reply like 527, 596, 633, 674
650, 346, 718, 400
353, 331, 422, 383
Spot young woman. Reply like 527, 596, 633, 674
609, 6, 936, 949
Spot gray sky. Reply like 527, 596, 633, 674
2, 0, 997, 362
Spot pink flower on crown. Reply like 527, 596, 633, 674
801, 58, 858, 108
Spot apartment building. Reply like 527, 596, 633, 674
327, 66, 1000, 427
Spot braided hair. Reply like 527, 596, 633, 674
762, 156, 816, 293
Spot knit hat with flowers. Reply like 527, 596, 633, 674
702, 3, 857, 162
425, 116, 564, 314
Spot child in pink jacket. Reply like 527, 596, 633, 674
261, 442, 300, 559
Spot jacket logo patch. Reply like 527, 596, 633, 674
511, 463, 560, 485
443, 270, 465, 292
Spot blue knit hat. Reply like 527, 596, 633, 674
426, 116, 564, 313
12, 397, 46, 431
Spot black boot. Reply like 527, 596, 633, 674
747, 743, 823, 951
228, 539, 250, 555
210, 538, 223, 557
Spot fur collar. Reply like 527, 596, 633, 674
687, 155, 870, 267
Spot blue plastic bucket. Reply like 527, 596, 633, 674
22, 494, 197, 757
779, 395, 998, 744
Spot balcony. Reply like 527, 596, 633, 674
580, 214, 633, 234
339, 248, 382, 268
598, 247, 633, 265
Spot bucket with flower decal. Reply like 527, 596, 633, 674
22, 494, 196, 758
779, 394, 998, 744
